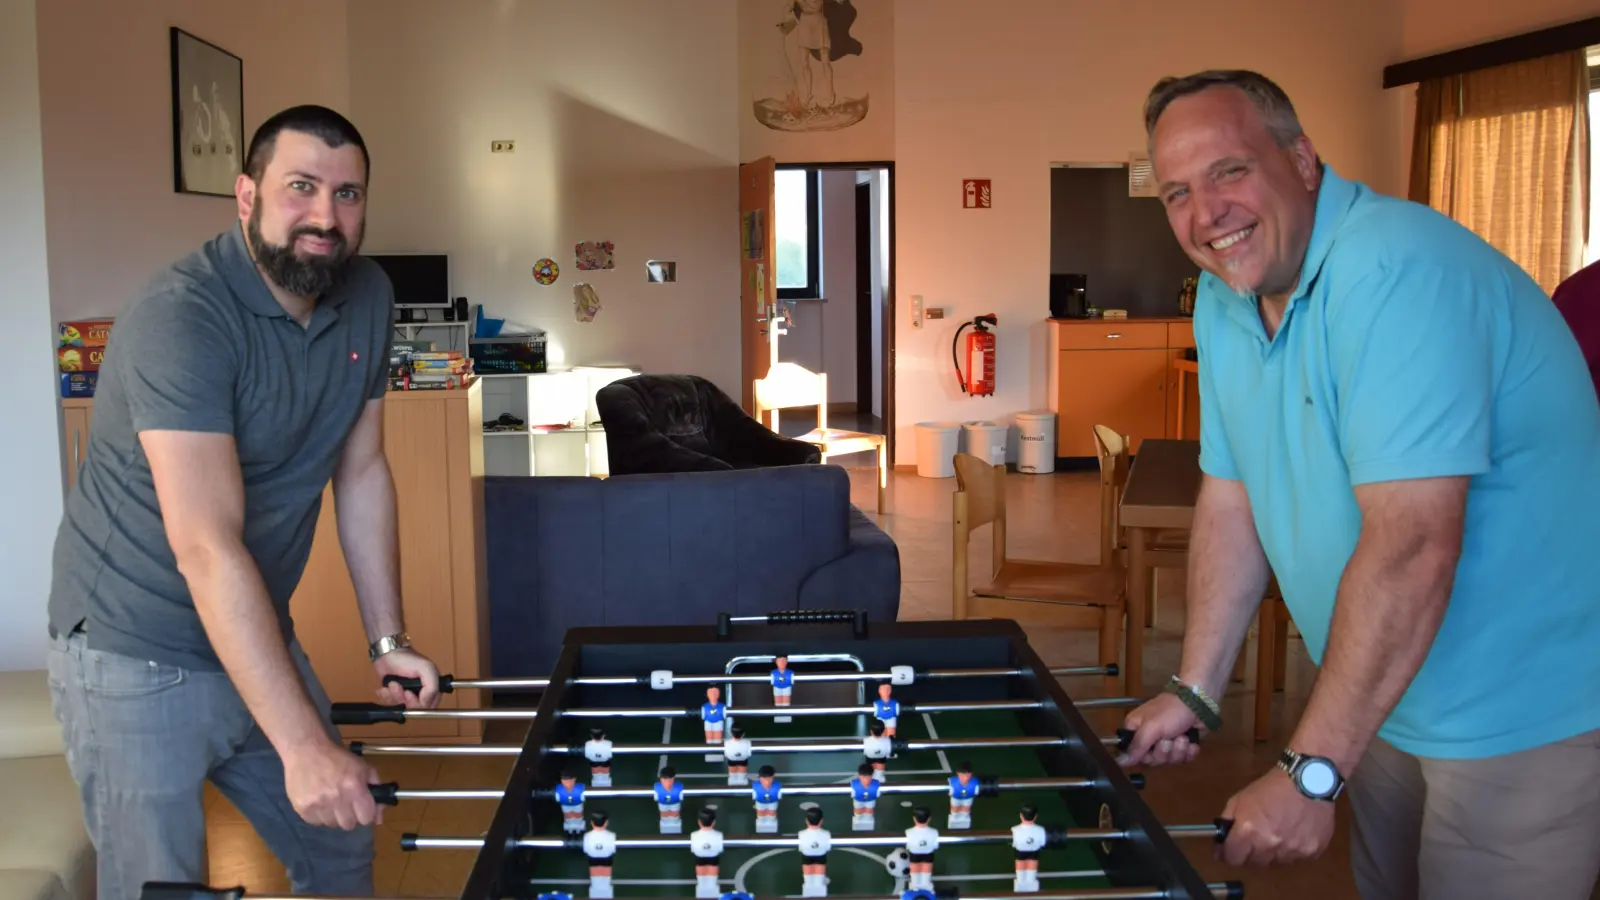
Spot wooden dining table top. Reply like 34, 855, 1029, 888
1120, 438, 1202, 531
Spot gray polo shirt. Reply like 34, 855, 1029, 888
48, 222, 394, 671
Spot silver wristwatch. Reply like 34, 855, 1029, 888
1278, 749, 1344, 801
368, 631, 412, 662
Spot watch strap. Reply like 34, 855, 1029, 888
369, 632, 411, 662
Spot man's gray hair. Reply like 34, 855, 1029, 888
1143, 70, 1305, 149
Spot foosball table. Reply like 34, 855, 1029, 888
148, 614, 1243, 900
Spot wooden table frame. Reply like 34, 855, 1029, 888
1117, 439, 1202, 693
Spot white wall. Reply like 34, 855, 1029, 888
1, 0, 64, 671
37, 0, 351, 321
780, 170, 858, 403
348, 0, 743, 395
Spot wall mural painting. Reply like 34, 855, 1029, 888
754, 0, 867, 133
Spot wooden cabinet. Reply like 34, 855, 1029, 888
1049, 318, 1198, 457
62, 399, 93, 490
57, 383, 488, 743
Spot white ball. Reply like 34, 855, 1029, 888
883, 848, 911, 877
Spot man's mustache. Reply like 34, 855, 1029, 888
290, 225, 344, 246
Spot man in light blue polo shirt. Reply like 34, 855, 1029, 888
1117, 70, 1600, 898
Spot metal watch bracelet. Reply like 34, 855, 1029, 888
1166, 675, 1223, 731
369, 631, 411, 662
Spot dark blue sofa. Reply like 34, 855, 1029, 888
484, 464, 901, 678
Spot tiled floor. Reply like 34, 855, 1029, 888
205, 460, 1356, 897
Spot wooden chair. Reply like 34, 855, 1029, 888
1252, 580, 1290, 742
753, 362, 887, 512
1094, 424, 1190, 628
952, 451, 1125, 694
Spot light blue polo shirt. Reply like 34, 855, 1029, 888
1194, 165, 1600, 760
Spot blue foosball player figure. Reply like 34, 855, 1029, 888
554, 767, 586, 833
719, 893, 755, 900
874, 683, 900, 737
702, 685, 728, 760
655, 766, 685, 833
850, 762, 880, 830
771, 654, 794, 723
536, 892, 573, 900
752, 764, 783, 833
901, 891, 937, 900
947, 761, 978, 830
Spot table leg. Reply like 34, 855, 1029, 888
1125, 527, 1149, 695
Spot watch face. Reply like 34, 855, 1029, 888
1299, 759, 1339, 796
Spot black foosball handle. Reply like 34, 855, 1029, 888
331, 702, 407, 725
1214, 817, 1234, 844
370, 782, 399, 806
383, 674, 456, 694
1114, 726, 1203, 753
140, 884, 246, 900
715, 609, 869, 639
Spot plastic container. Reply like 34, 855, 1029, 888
961, 421, 1008, 467
1015, 411, 1057, 474
914, 422, 962, 478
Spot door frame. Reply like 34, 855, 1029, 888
771, 160, 897, 463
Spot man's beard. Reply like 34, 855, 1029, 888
245, 201, 361, 299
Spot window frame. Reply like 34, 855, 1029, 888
775, 165, 821, 301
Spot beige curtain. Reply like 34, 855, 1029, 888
1409, 51, 1590, 295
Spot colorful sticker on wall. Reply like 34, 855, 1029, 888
574, 282, 601, 323
575, 241, 614, 270
532, 258, 559, 285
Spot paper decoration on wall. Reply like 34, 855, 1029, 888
742, 210, 765, 259
574, 282, 602, 323
754, 0, 867, 132
575, 241, 614, 270
532, 258, 559, 285
646, 260, 677, 283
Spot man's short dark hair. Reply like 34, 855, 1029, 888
1143, 70, 1304, 150
244, 104, 369, 182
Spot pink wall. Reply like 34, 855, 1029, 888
36, 0, 350, 322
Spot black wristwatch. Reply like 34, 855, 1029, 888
1278, 749, 1344, 801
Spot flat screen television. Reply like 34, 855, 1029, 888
366, 253, 450, 309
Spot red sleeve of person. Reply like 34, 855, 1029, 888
1553, 259, 1600, 398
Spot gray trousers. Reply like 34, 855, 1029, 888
1348, 729, 1600, 900
46, 630, 374, 900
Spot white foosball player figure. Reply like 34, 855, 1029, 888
654, 766, 685, 833
702, 685, 728, 762
904, 806, 939, 892
723, 725, 753, 786
771, 655, 794, 723
690, 807, 725, 898
585, 728, 614, 787
863, 718, 892, 782
873, 683, 901, 737
751, 764, 783, 833
554, 768, 586, 833
1012, 803, 1046, 893
583, 811, 618, 899
946, 761, 978, 829
850, 763, 880, 830
797, 806, 832, 897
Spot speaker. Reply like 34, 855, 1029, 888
453, 297, 468, 322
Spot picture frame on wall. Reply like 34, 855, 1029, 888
170, 27, 243, 197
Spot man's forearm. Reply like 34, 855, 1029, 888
1179, 477, 1273, 698
333, 456, 405, 643
1288, 531, 1458, 774
182, 542, 330, 754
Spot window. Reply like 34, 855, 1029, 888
775, 167, 820, 300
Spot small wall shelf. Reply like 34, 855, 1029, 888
479, 367, 638, 477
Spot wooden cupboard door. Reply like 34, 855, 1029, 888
62, 407, 90, 489
1056, 349, 1169, 456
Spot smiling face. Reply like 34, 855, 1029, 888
1150, 85, 1321, 303
235, 128, 367, 299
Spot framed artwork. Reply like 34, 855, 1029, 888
170, 27, 244, 197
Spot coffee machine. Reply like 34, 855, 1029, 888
1050, 273, 1089, 318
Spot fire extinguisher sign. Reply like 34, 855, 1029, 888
963, 179, 991, 209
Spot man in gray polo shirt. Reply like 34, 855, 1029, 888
46, 105, 441, 900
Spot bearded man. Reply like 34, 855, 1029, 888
46, 104, 441, 900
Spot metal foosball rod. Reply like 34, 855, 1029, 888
140, 884, 1245, 900
331, 696, 1143, 726
400, 820, 1234, 851
368, 773, 1147, 805
377, 664, 1118, 695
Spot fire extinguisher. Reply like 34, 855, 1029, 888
953, 314, 998, 396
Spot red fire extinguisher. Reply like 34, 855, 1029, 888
953, 314, 998, 396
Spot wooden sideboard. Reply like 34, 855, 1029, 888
1047, 317, 1201, 458
58, 382, 489, 743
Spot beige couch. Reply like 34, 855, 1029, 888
0, 670, 94, 900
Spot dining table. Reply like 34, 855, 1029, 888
1118, 438, 1203, 693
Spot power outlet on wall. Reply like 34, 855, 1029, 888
911, 294, 924, 328
491, 140, 515, 153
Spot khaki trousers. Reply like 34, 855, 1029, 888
1347, 728, 1600, 900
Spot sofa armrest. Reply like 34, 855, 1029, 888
796, 507, 901, 623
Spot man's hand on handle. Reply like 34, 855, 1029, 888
373, 647, 442, 709
1117, 693, 1205, 767
1215, 767, 1337, 866
284, 740, 385, 830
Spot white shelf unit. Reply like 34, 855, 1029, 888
392, 319, 471, 352
479, 366, 639, 477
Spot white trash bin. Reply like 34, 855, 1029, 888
1015, 411, 1056, 474
961, 421, 1008, 467
914, 422, 962, 478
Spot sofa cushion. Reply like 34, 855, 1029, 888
0, 870, 71, 900
0, 670, 63, 760
0, 756, 94, 900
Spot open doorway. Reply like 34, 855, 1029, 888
771, 162, 894, 460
